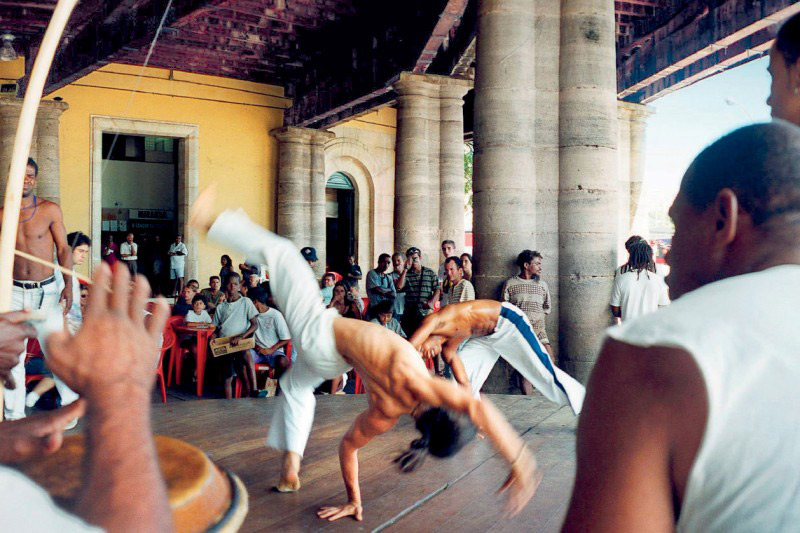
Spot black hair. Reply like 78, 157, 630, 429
221, 254, 232, 267
624, 235, 644, 253
776, 12, 800, 67
444, 255, 463, 269
515, 249, 542, 269
441, 240, 455, 247
187, 279, 199, 286
621, 239, 656, 278
378, 253, 391, 263
249, 286, 269, 305
681, 122, 800, 226
333, 280, 349, 294
224, 272, 241, 285
67, 231, 91, 249
373, 299, 394, 315
460, 252, 472, 263
27, 157, 38, 176
209, 275, 220, 282
191, 294, 207, 306
395, 408, 476, 473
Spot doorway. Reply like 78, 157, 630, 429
325, 172, 355, 275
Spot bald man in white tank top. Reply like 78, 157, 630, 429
563, 122, 800, 532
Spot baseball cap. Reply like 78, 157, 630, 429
301, 247, 318, 261
406, 247, 421, 257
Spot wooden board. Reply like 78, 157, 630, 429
149, 394, 577, 532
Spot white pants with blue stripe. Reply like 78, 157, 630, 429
458, 302, 585, 415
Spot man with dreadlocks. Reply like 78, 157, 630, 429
609, 238, 669, 323
563, 122, 800, 530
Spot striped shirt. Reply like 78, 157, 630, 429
403, 266, 439, 311
502, 275, 551, 344
445, 279, 475, 307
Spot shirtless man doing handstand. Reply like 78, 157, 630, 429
410, 300, 585, 414
190, 191, 538, 522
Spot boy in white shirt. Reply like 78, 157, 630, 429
185, 294, 212, 324
248, 287, 291, 382
213, 273, 258, 398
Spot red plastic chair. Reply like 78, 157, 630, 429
165, 315, 186, 386
361, 297, 369, 318
327, 272, 343, 283
235, 341, 292, 398
156, 322, 177, 403
353, 370, 366, 394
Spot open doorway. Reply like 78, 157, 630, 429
101, 133, 178, 294
325, 172, 355, 275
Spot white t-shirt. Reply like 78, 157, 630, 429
609, 268, 669, 322
168, 242, 188, 269
607, 265, 800, 532
254, 308, 291, 354
0, 467, 102, 532
185, 309, 211, 324
120, 242, 137, 261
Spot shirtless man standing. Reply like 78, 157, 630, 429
409, 300, 585, 414
0, 158, 78, 420
190, 193, 538, 522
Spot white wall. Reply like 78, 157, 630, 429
101, 160, 175, 210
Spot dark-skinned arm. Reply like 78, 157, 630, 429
318, 408, 398, 522
50, 204, 74, 314
441, 338, 470, 387
561, 339, 707, 532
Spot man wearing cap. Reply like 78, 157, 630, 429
400, 247, 440, 337
301, 247, 318, 268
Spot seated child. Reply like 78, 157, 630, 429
369, 299, 407, 338
179, 294, 212, 382
172, 285, 196, 316
247, 287, 291, 385
320, 273, 335, 305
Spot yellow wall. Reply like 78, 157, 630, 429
51, 64, 289, 283
337, 106, 397, 133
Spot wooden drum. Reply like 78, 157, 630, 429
15, 435, 248, 533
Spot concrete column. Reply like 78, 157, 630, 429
472, 0, 537, 299
535, 0, 562, 355
617, 103, 633, 262
628, 103, 654, 234
0, 99, 22, 200
559, 0, 619, 383
439, 83, 471, 253
310, 130, 334, 277
35, 100, 69, 204
427, 84, 441, 263
273, 127, 313, 247
393, 74, 438, 260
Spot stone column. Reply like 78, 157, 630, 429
439, 83, 471, 253
472, 0, 537, 299
273, 127, 313, 247
535, 0, 562, 354
427, 83, 441, 264
35, 100, 69, 204
628, 103, 654, 234
309, 130, 334, 277
558, 0, 618, 383
393, 74, 438, 260
0, 99, 22, 199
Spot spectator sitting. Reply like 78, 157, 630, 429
185, 279, 200, 292
247, 273, 261, 290
320, 272, 336, 305
247, 287, 291, 385
186, 294, 212, 325
460, 253, 473, 281
327, 281, 362, 320
171, 285, 196, 316
346, 254, 362, 283
213, 273, 259, 398
200, 275, 225, 316
369, 300, 406, 338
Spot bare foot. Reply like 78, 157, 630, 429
276, 473, 301, 492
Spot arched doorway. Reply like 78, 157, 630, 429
326, 172, 356, 275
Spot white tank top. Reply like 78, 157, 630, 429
606, 265, 800, 532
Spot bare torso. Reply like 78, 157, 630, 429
0, 198, 61, 281
333, 317, 429, 419
409, 300, 503, 348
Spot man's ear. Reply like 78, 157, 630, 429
714, 188, 739, 246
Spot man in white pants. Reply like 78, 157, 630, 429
410, 300, 585, 415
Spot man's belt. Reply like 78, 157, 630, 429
13, 276, 56, 289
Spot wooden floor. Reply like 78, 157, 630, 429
150, 394, 577, 532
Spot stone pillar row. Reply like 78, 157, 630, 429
393, 72, 471, 267
273, 126, 334, 278
0, 98, 69, 204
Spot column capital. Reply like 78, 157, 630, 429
617, 101, 655, 123
38, 99, 69, 117
310, 129, 335, 145
393, 71, 472, 99
271, 126, 315, 143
